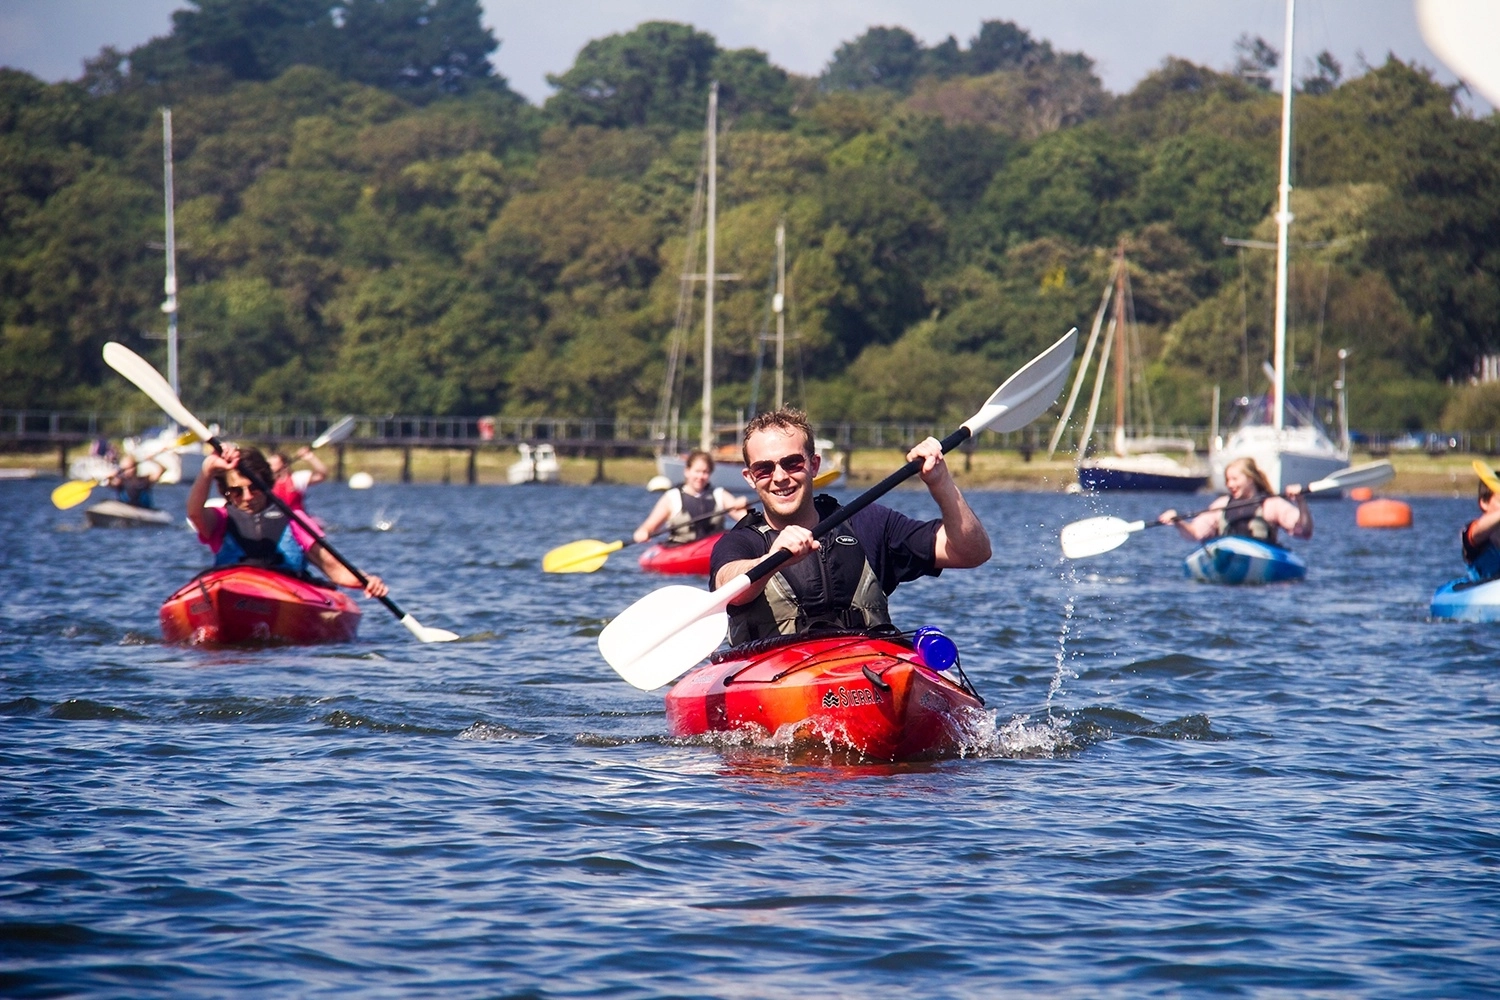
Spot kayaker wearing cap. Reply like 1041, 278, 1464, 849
187, 444, 387, 598
268, 446, 328, 516
1461, 461, 1500, 581
1159, 456, 1311, 544
633, 449, 748, 545
107, 454, 161, 509
710, 407, 990, 645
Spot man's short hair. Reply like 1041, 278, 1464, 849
742, 407, 814, 465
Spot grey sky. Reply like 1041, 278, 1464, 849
0, 0, 1487, 113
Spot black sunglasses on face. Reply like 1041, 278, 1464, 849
221, 484, 256, 498
748, 453, 808, 482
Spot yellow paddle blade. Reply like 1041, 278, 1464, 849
51, 479, 99, 510
543, 539, 624, 574
1474, 459, 1500, 494
812, 468, 840, 488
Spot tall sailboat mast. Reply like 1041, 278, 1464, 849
699, 83, 718, 453
773, 220, 786, 410
1271, 0, 1296, 432
161, 107, 180, 397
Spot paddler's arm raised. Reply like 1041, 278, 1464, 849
910, 437, 990, 569
187, 446, 238, 537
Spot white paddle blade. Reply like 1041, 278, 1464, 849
1306, 460, 1395, 495
1060, 516, 1146, 559
399, 614, 459, 643
312, 415, 356, 449
102, 342, 215, 442
963, 327, 1078, 436
599, 580, 749, 690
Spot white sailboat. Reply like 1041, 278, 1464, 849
1051, 242, 1208, 492
507, 442, 561, 484
1210, 0, 1347, 492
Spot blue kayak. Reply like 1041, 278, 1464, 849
1430, 576, 1500, 622
1183, 536, 1307, 585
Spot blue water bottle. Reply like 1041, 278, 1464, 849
911, 626, 958, 672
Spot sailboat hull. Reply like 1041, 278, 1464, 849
1078, 459, 1206, 492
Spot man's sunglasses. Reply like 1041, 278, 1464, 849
748, 453, 808, 482
221, 484, 257, 499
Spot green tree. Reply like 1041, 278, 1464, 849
544, 22, 719, 130
821, 27, 924, 94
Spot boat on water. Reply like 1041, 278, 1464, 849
160, 565, 361, 646
1430, 576, 1500, 623
506, 443, 560, 484
1050, 243, 1207, 492
84, 499, 174, 529
1183, 536, 1307, 585
1210, 0, 1348, 493
664, 630, 984, 761
638, 532, 723, 576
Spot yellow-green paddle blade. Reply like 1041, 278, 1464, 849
543, 539, 625, 574
51, 479, 100, 510
1474, 459, 1500, 494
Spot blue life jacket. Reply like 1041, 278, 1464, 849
213, 505, 307, 573
1464, 523, 1500, 582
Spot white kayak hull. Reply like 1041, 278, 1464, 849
84, 500, 174, 529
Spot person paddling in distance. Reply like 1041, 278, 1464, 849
188, 444, 388, 598
268, 445, 329, 516
710, 407, 991, 644
633, 449, 748, 545
107, 454, 161, 509
1158, 456, 1312, 545
1460, 463, 1500, 581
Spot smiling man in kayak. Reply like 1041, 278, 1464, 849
710, 407, 991, 645
187, 444, 388, 598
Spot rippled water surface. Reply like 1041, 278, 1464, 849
2, 478, 1497, 998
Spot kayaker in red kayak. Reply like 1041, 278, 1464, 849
187, 445, 388, 598
1158, 457, 1311, 544
633, 449, 748, 545
268, 445, 329, 515
710, 408, 990, 644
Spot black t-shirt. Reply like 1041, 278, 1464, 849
709, 495, 942, 594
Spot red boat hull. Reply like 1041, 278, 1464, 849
664, 634, 984, 761
160, 566, 361, 646
638, 532, 723, 576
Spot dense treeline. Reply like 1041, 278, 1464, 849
2, 0, 1498, 432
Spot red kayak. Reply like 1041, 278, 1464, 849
664, 632, 984, 761
638, 532, 723, 576
160, 566, 361, 646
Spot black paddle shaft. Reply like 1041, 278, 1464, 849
744, 426, 972, 586
208, 437, 410, 621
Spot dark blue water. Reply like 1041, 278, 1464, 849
2, 478, 1497, 998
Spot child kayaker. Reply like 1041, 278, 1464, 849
710, 407, 990, 645
1159, 456, 1311, 544
187, 444, 387, 598
634, 450, 748, 545
107, 454, 161, 508
268, 445, 329, 515
1462, 461, 1500, 581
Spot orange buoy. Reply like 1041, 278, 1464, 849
1356, 498, 1412, 529
1349, 486, 1374, 502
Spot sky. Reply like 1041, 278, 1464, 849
0, 0, 1489, 114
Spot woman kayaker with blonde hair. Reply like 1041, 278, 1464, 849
1159, 456, 1312, 544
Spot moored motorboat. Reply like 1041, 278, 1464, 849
664, 631, 984, 761
1183, 536, 1306, 585
1430, 576, 1500, 623
638, 532, 723, 576
160, 565, 361, 645
84, 500, 174, 529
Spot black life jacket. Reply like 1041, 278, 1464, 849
669, 487, 722, 543
726, 495, 891, 645
1220, 493, 1278, 545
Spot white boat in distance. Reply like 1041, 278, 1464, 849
507, 442, 560, 484
1211, 0, 1347, 492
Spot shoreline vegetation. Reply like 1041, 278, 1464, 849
4, 446, 1482, 496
